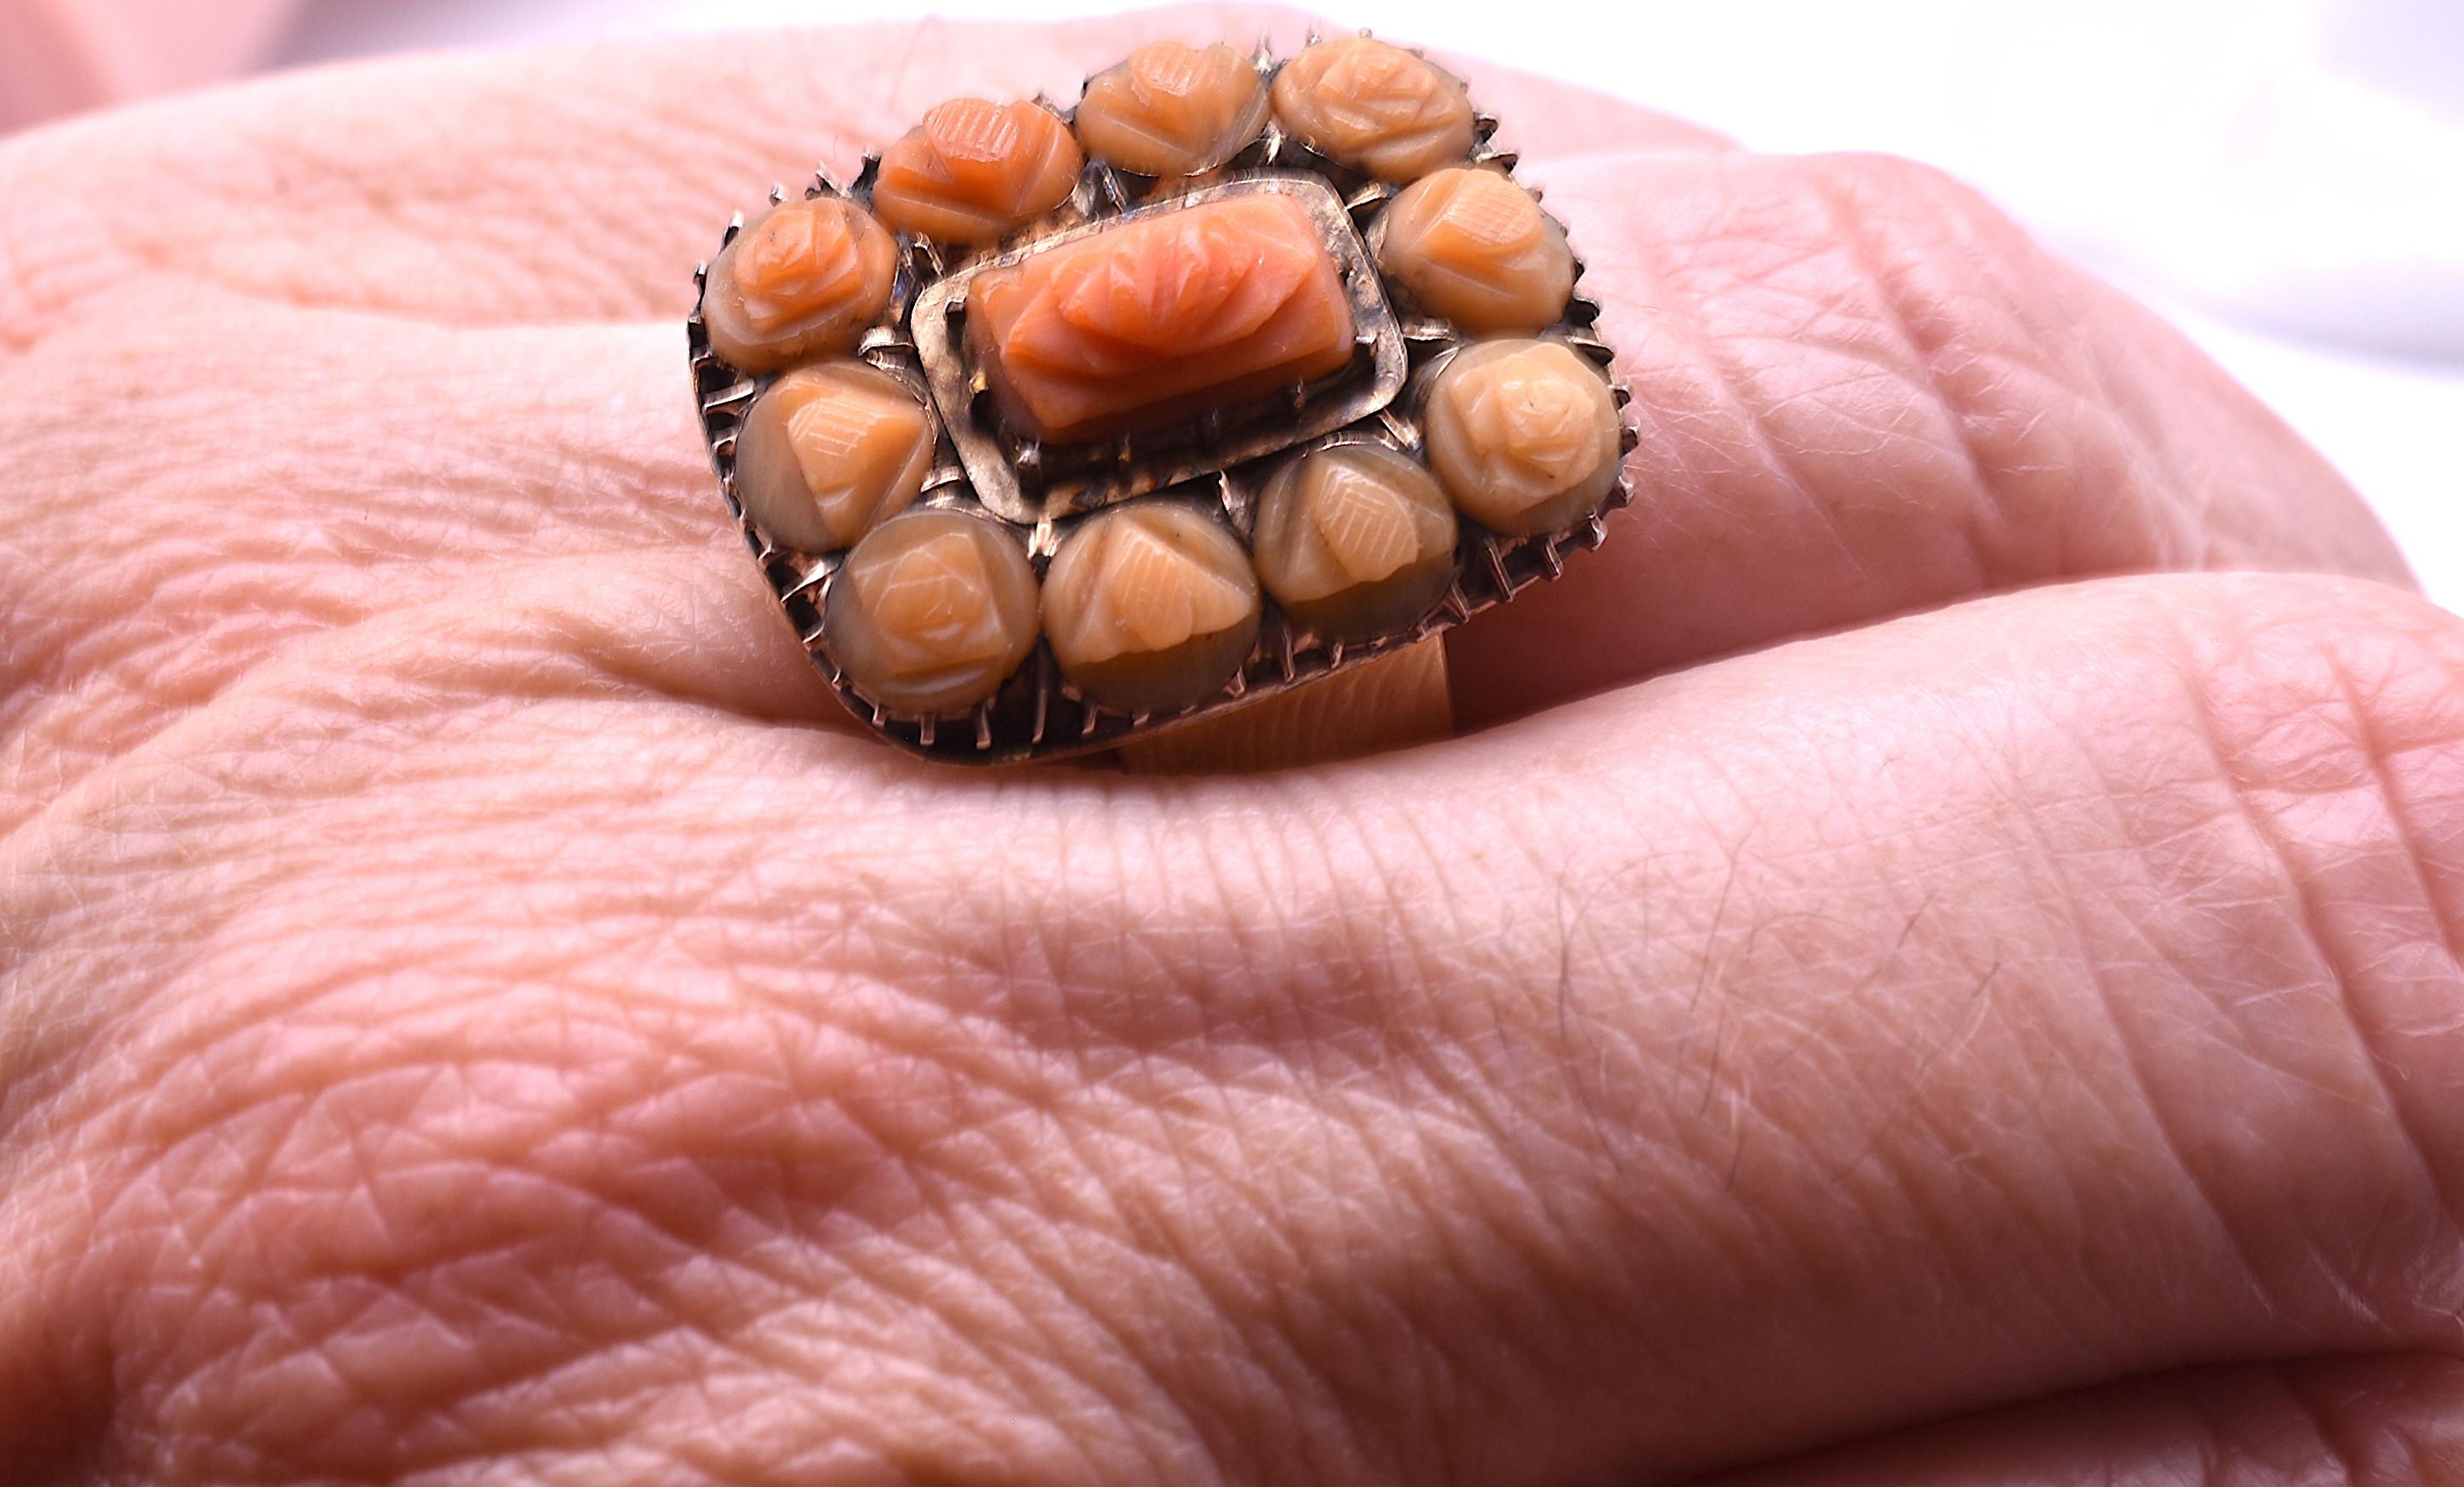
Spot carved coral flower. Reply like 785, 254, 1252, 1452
824, 511, 1042, 716
1377, 167, 1574, 334
1425, 340, 1621, 536
1074, 40, 1269, 177
1269, 37, 1476, 181
963, 193, 1356, 443
1042, 505, 1263, 712
857, 530, 1018, 674
872, 98, 1084, 245
699, 197, 896, 373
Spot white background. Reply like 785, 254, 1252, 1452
278, 0, 2464, 602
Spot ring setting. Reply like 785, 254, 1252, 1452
688, 33, 1637, 764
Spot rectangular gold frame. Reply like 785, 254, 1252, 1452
908, 173, 1409, 526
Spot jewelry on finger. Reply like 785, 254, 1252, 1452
686, 32, 1638, 764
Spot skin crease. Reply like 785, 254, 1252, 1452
0, 5, 2459, 1485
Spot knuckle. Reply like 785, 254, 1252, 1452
2095, 572, 2464, 1326
1564, 140, 2209, 613
1795, 149, 2026, 247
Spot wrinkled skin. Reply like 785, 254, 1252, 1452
3, 7, 2460, 1485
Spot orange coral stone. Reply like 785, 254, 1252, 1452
1377, 166, 1573, 334
967, 192, 1357, 444
872, 98, 1084, 246
1253, 442, 1458, 638
1043, 503, 1261, 712
1073, 40, 1269, 177
1423, 339, 1622, 536
734, 360, 936, 552
700, 197, 898, 373
824, 508, 1042, 715
1269, 37, 1475, 182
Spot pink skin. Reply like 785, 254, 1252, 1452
0, 7, 2455, 1486
0, 0, 302, 131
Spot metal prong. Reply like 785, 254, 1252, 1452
783, 557, 832, 603
1377, 409, 1421, 451
700, 381, 759, 417
1484, 539, 1514, 595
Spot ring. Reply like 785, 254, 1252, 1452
687, 32, 1635, 767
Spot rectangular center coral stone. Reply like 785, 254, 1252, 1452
966, 193, 1358, 445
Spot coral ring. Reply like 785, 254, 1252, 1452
686, 33, 1634, 766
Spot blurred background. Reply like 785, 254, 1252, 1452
9, 0, 2460, 600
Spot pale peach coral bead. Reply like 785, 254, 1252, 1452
1072, 40, 1270, 177
1376, 166, 1574, 334
824, 509, 1043, 715
1254, 443, 1459, 638
734, 361, 936, 552
1043, 504, 1262, 712
1269, 37, 1475, 181
700, 196, 897, 373
967, 192, 1356, 444
872, 98, 1084, 246
1423, 340, 1622, 536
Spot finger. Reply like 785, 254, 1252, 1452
0, 4, 1726, 348
1448, 146, 2412, 723
9, 570, 2464, 1483
0, 286, 724, 829
0, 0, 300, 131
1701, 1354, 2464, 1487
4, 144, 2410, 787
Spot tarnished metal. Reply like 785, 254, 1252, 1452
684, 36, 1638, 766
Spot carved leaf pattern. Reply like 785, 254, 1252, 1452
1070, 518, 1255, 663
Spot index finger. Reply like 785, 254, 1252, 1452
0, 3, 1729, 346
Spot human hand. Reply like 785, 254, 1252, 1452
3, 8, 2455, 1484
